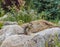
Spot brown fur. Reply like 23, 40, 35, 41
21, 20, 59, 35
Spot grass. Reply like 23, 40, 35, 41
45, 34, 60, 47
0, 21, 4, 29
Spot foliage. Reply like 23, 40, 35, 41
18, 20, 24, 25
0, 21, 3, 29
0, 0, 60, 23
25, 0, 34, 10
0, 0, 5, 17
45, 34, 60, 47
0, 8, 5, 17
25, 0, 60, 22
3, 9, 37, 23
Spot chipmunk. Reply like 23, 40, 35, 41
21, 20, 59, 35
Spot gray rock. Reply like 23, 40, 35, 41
4, 21, 18, 25
31, 27, 60, 47
2, 25, 24, 36
0, 25, 24, 45
1, 27, 60, 47
1, 35, 36, 47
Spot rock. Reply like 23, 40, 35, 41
4, 21, 18, 25
0, 21, 18, 25
1, 35, 36, 47
21, 20, 57, 35
1, 27, 60, 47
1, 25, 24, 37
0, 25, 24, 45
31, 27, 60, 47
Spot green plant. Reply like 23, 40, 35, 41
45, 34, 60, 47
0, 0, 5, 17
18, 20, 24, 25
3, 9, 37, 23
25, 0, 60, 22
0, 22, 3, 29
0, 0, 60, 24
